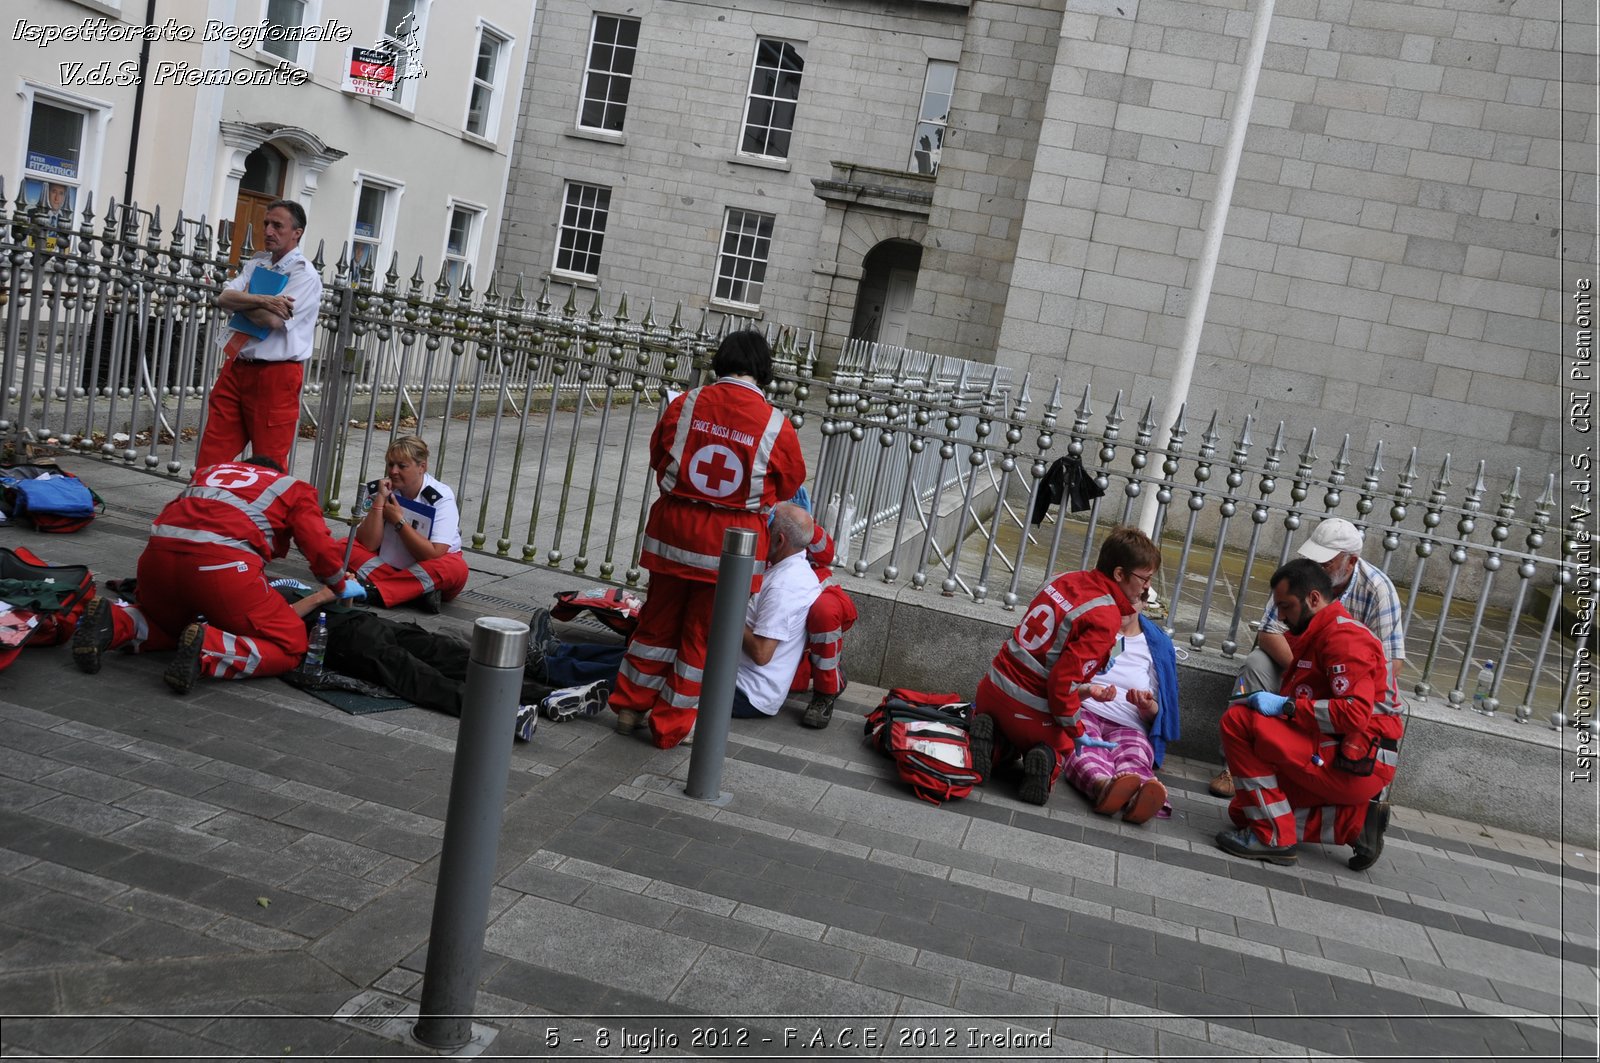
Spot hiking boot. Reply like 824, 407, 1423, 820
1208, 768, 1235, 799
1018, 744, 1056, 806
540, 680, 609, 722
1348, 799, 1392, 871
1214, 827, 1297, 865
419, 589, 442, 614
967, 713, 996, 784
514, 704, 539, 742
1123, 778, 1168, 825
1092, 773, 1141, 815
800, 692, 836, 729
73, 597, 114, 675
614, 707, 646, 736
163, 623, 207, 695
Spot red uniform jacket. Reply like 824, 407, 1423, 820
805, 523, 836, 583
149, 462, 347, 586
1280, 601, 1406, 785
981, 568, 1134, 737
642, 377, 805, 589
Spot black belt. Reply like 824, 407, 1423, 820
235, 358, 299, 366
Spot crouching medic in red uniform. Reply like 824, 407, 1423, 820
609, 330, 806, 749
71, 456, 360, 693
970, 526, 1161, 806
1215, 557, 1404, 871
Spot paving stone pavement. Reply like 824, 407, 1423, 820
0, 459, 1596, 1060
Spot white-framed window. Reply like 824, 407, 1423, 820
465, 22, 511, 138
442, 201, 484, 294
713, 208, 774, 307
908, 60, 956, 175
351, 175, 402, 276
18, 85, 108, 234
740, 38, 803, 160
382, 0, 431, 109
553, 182, 611, 279
262, 0, 313, 65
578, 14, 639, 134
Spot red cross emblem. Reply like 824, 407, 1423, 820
1017, 604, 1055, 651
203, 465, 262, 490
688, 444, 743, 498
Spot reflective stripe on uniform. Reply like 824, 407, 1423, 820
1317, 805, 1339, 843
619, 660, 668, 690
208, 631, 262, 678
626, 641, 678, 663
673, 658, 704, 684
984, 666, 1048, 712
1236, 773, 1280, 792
1243, 801, 1291, 822
641, 534, 721, 574
149, 523, 261, 558
744, 408, 786, 511
1312, 701, 1337, 733
808, 628, 844, 644
1002, 638, 1049, 678
642, 534, 768, 577
659, 389, 700, 493
661, 685, 699, 709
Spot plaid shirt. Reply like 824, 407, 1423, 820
1261, 556, 1406, 662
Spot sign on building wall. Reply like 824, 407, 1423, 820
345, 48, 397, 98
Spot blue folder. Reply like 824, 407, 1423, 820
226, 265, 289, 341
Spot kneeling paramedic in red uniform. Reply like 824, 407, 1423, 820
1214, 557, 1404, 870
72, 456, 361, 692
787, 515, 858, 729
609, 330, 806, 749
970, 526, 1161, 805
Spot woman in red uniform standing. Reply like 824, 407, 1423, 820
611, 331, 806, 748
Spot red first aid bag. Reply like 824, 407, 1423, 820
0, 546, 96, 673
864, 689, 979, 805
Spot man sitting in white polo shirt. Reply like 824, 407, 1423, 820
728, 502, 825, 721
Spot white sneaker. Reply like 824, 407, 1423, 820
514, 704, 539, 742
540, 680, 610, 722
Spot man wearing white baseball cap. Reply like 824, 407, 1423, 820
1209, 517, 1406, 799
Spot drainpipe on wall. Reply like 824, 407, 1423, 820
1139, 0, 1278, 537
122, 0, 157, 210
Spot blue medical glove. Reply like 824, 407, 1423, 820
790, 485, 812, 514
338, 580, 367, 601
1074, 735, 1120, 754
1238, 691, 1291, 717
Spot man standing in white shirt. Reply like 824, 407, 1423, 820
198, 200, 323, 471
727, 503, 824, 721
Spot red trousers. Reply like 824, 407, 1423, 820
345, 538, 469, 607
110, 542, 308, 681
196, 357, 305, 471
789, 583, 856, 697
610, 572, 714, 749
1220, 703, 1388, 848
974, 679, 1075, 792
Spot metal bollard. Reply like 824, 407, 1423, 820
412, 616, 528, 1051
685, 527, 757, 802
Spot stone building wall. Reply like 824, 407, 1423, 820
496, 0, 967, 329
989, 0, 1594, 483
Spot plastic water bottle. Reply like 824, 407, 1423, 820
300, 612, 328, 682
1472, 659, 1495, 713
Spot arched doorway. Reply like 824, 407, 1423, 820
850, 240, 923, 347
230, 144, 286, 263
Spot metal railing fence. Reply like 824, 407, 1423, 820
1, 189, 1589, 729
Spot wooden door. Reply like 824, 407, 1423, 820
230, 191, 276, 265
